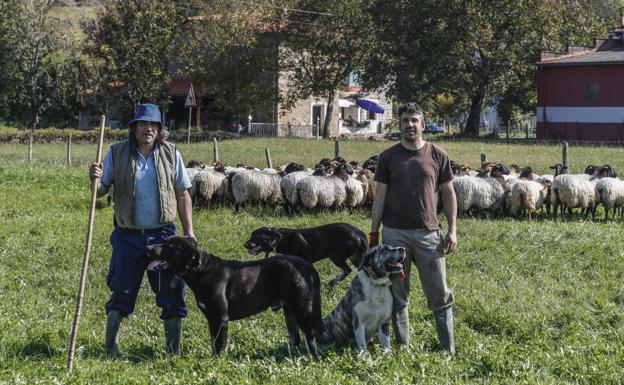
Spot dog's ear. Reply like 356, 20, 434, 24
358, 246, 377, 271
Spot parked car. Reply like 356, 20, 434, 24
385, 131, 402, 141
424, 122, 444, 134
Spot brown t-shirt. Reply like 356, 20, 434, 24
374, 142, 453, 230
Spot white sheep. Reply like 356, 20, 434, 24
229, 170, 282, 212
296, 171, 349, 210
510, 179, 551, 220
344, 176, 366, 208
280, 170, 312, 213
551, 174, 596, 219
452, 175, 508, 217
190, 170, 228, 206
594, 177, 624, 220
356, 169, 376, 205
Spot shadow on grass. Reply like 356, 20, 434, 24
224, 341, 357, 362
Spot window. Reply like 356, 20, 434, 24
368, 111, 376, 120
586, 84, 599, 100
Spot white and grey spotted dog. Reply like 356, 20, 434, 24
317, 244, 406, 352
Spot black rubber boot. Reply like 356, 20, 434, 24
104, 310, 122, 358
391, 307, 410, 349
164, 318, 182, 355
433, 307, 455, 354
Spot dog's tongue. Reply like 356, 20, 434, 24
147, 260, 162, 271
399, 268, 406, 280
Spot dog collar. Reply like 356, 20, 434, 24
360, 266, 392, 286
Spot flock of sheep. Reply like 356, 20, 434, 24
186, 157, 377, 214
452, 161, 622, 220
185, 157, 624, 221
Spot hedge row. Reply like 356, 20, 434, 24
0, 129, 244, 144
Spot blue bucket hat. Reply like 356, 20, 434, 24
129, 103, 162, 128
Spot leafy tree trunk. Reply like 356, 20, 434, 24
464, 92, 484, 136
322, 91, 335, 139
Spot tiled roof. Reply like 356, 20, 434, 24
539, 44, 624, 66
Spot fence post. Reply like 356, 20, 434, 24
480, 153, 487, 166
265, 147, 273, 169
288, 122, 292, 138
28, 129, 33, 163
334, 138, 341, 159
213, 138, 219, 163
562, 142, 569, 174
525, 124, 529, 139
67, 133, 72, 167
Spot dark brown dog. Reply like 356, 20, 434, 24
243, 223, 368, 285
147, 236, 323, 358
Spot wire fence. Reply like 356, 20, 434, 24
479, 124, 537, 139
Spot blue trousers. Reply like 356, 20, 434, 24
105, 224, 188, 319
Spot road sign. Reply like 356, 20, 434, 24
185, 84, 196, 108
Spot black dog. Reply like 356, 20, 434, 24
147, 236, 323, 358
243, 223, 368, 285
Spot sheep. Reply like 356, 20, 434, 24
551, 174, 596, 219
186, 160, 206, 182
296, 163, 351, 210
190, 169, 228, 207
362, 155, 378, 173
594, 177, 624, 220
510, 179, 551, 220
452, 175, 508, 217
502, 174, 520, 215
280, 170, 312, 214
344, 175, 366, 209
356, 169, 376, 205
228, 169, 282, 212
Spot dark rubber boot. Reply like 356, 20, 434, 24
391, 307, 410, 349
104, 310, 122, 358
433, 307, 455, 354
164, 318, 182, 355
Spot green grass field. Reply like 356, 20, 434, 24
1, 138, 623, 384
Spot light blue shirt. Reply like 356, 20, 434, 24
101, 143, 191, 228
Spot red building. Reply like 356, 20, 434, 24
537, 20, 624, 141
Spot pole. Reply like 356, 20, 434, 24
480, 153, 487, 166
67, 115, 106, 373
213, 138, 219, 162
562, 142, 569, 174
187, 107, 192, 144
265, 147, 273, 169
334, 138, 341, 159
28, 129, 33, 163
67, 133, 72, 167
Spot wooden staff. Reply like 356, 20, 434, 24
67, 115, 106, 373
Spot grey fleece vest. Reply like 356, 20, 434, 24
111, 140, 177, 229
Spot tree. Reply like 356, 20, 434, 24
91, 0, 186, 118
278, 0, 376, 138
0, 1, 98, 129
172, 0, 280, 127
362, 0, 620, 136
0, 0, 65, 130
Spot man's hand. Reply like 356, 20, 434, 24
444, 231, 457, 254
369, 231, 379, 247
89, 163, 102, 180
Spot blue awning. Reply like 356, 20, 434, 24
356, 99, 385, 114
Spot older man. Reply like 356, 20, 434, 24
370, 102, 457, 353
89, 103, 195, 356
